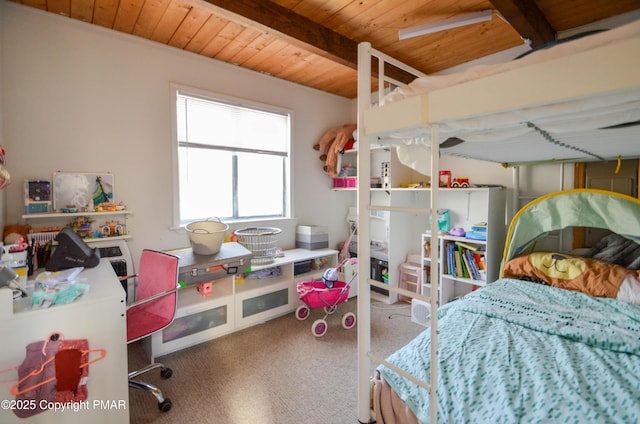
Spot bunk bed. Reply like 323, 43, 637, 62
355, 20, 640, 424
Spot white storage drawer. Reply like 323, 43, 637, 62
235, 279, 296, 329
241, 288, 289, 318
143, 280, 234, 360
163, 303, 229, 343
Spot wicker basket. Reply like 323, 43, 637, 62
234, 227, 282, 265
185, 218, 228, 255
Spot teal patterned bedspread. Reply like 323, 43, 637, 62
377, 279, 640, 424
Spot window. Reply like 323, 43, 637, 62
174, 88, 291, 225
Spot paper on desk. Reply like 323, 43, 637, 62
35, 267, 85, 286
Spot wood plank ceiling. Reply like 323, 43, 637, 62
10, 0, 640, 98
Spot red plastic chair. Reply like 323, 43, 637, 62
122, 249, 179, 412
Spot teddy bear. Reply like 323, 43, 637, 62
3, 224, 30, 245
313, 124, 357, 177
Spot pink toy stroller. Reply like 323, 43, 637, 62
295, 258, 358, 337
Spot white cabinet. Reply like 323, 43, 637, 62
334, 147, 507, 305
334, 148, 428, 304
422, 187, 506, 305
235, 277, 295, 329
386, 189, 434, 303
371, 189, 505, 304
0, 260, 129, 424
236, 248, 339, 330
144, 248, 339, 360
334, 149, 507, 305
423, 234, 487, 304
143, 276, 235, 360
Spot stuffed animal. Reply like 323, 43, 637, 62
0, 144, 9, 190
322, 267, 340, 288
3, 224, 30, 245
314, 124, 357, 177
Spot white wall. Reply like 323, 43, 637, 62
1, 2, 354, 265
438, 156, 573, 223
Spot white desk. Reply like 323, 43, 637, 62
0, 259, 129, 424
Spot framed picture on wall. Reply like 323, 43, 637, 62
52, 171, 114, 212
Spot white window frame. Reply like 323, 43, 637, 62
170, 84, 292, 226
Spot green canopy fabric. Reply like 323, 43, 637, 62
502, 189, 640, 273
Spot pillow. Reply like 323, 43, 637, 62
503, 252, 640, 303
618, 274, 640, 304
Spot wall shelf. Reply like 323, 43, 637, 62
22, 210, 133, 219
21, 210, 133, 244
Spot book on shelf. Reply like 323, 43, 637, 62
446, 242, 456, 276
454, 250, 465, 278
463, 249, 481, 280
454, 240, 481, 251
446, 240, 484, 281
474, 253, 486, 271
461, 250, 471, 278
461, 249, 472, 279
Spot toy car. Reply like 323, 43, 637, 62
451, 177, 470, 188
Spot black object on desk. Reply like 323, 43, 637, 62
46, 227, 101, 271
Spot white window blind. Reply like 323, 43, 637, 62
175, 90, 290, 224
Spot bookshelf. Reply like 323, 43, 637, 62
421, 187, 506, 305
440, 236, 488, 303
423, 233, 500, 305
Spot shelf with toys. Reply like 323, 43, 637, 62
21, 209, 132, 244
331, 147, 423, 191
22, 173, 131, 244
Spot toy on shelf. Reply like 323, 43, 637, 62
99, 220, 127, 237
69, 216, 94, 239
26, 180, 50, 201
428, 209, 450, 233
451, 177, 471, 188
4, 224, 30, 245
24, 180, 52, 214
95, 202, 116, 212
339, 164, 356, 177
439, 170, 452, 187
400, 181, 431, 188
94, 201, 126, 212
0, 145, 10, 190
313, 124, 357, 177
439, 170, 471, 188
466, 222, 488, 240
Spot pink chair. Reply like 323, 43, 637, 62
123, 249, 180, 412
398, 253, 423, 303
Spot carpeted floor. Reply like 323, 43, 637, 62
128, 298, 424, 424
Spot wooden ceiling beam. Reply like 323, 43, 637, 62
199, 0, 356, 69
195, 0, 415, 84
490, 0, 556, 47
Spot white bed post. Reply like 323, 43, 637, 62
429, 124, 440, 424
512, 167, 519, 221
356, 41, 373, 424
